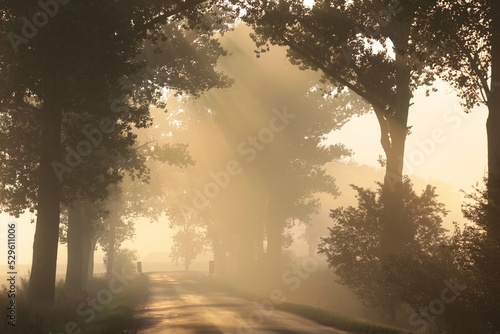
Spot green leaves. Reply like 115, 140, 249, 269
318, 178, 450, 311
0, 0, 237, 214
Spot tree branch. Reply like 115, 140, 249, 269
130, 0, 209, 38
283, 36, 389, 111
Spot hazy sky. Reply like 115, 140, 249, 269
328, 82, 488, 191
0, 26, 489, 271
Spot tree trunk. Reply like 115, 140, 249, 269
81, 228, 93, 291
65, 201, 85, 292
308, 240, 316, 257
106, 230, 116, 280
106, 249, 115, 279
485, 5, 500, 332
105, 216, 120, 279
487, 0, 500, 237
379, 119, 407, 257
29, 92, 63, 304
237, 227, 255, 279
267, 206, 284, 278
87, 236, 97, 281
374, 22, 413, 321
213, 240, 228, 277
255, 218, 265, 266
379, 22, 412, 258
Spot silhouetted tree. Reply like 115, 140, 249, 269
60, 200, 106, 293
450, 180, 500, 332
414, 4, 500, 330
239, 0, 445, 260
191, 26, 359, 275
169, 214, 206, 271
318, 178, 450, 324
416, 2, 500, 221
104, 247, 138, 276
0, 0, 235, 303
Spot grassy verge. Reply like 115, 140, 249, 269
277, 302, 413, 334
195, 275, 415, 334
0, 274, 148, 334
76, 274, 148, 334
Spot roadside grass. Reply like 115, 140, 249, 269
278, 302, 413, 334
194, 274, 415, 334
0, 273, 148, 334
75, 274, 148, 334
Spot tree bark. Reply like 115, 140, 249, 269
486, 5, 500, 332
29, 91, 63, 304
266, 206, 284, 278
267, 214, 284, 268
255, 218, 265, 266
81, 227, 93, 291
87, 236, 97, 281
105, 223, 116, 280
237, 226, 255, 279
379, 117, 408, 257
267, 222, 282, 268
487, 0, 500, 237
65, 202, 85, 293
379, 21, 413, 258
213, 240, 228, 277
308, 240, 316, 257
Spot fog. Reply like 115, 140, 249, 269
119, 25, 487, 328
0, 5, 496, 333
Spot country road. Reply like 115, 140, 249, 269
134, 272, 350, 334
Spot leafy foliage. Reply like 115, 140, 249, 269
170, 219, 206, 271
450, 179, 500, 331
0, 0, 235, 214
104, 247, 138, 275
413, 1, 491, 111
318, 178, 449, 312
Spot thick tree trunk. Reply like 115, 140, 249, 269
374, 23, 412, 322
379, 23, 412, 258
105, 215, 122, 279
308, 240, 316, 257
29, 92, 63, 304
236, 232, 254, 278
106, 235, 116, 280
485, 5, 500, 332
87, 237, 97, 281
65, 202, 85, 292
379, 120, 408, 257
106, 216, 121, 279
487, 0, 500, 237
213, 240, 228, 277
266, 212, 283, 272
81, 228, 93, 291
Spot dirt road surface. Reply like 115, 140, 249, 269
134, 272, 350, 334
